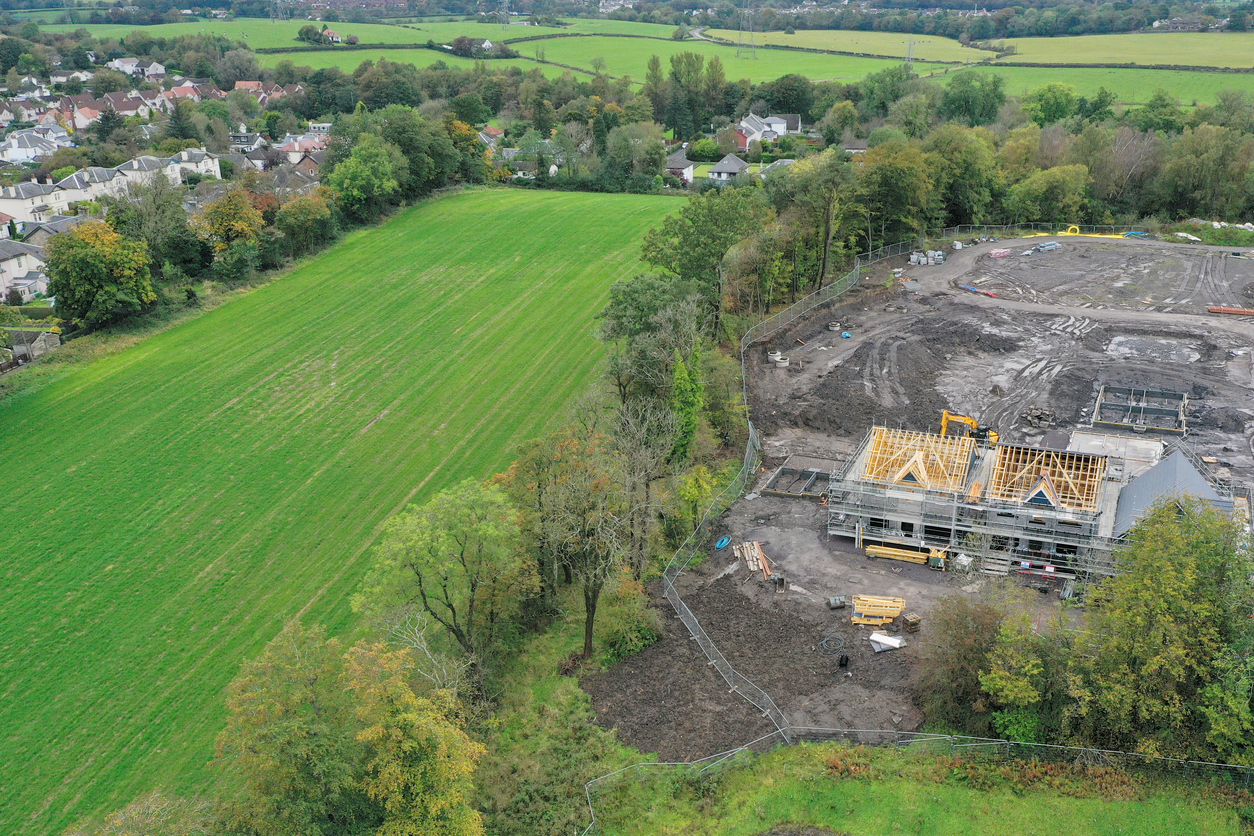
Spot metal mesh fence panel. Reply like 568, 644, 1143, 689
575, 223, 1210, 834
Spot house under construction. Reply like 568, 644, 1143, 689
822, 425, 1241, 579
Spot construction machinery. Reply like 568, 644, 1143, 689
940, 410, 999, 445
851, 595, 906, 626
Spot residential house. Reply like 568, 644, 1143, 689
734, 113, 780, 152
170, 147, 221, 180
135, 60, 165, 79
273, 133, 327, 164
322, 28, 343, 43
291, 151, 324, 177
106, 56, 141, 74
0, 133, 60, 164
477, 124, 504, 149
0, 240, 46, 299
765, 114, 802, 135
55, 166, 127, 203
665, 147, 695, 185
708, 154, 750, 184
308, 121, 331, 135
22, 214, 88, 248
114, 155, 182, 188
230, 130, 268, 153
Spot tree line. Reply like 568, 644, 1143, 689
920, 499, 1254, 764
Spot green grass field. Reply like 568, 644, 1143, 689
704, 27, 986, 62
593, 744, 1240, 835
932, 63, 1254, 105
40, 17, 434, 47
0, 189, 676, 836
257, 48, 592, 78
524, 35, 944, 83
1000, 31, 1254, 68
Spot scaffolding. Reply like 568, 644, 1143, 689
829, 428, 1118, 578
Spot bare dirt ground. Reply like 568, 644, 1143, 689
583, 237, 1254, 761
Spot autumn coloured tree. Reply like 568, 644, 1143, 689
217, 622, 486, 836
275, 194, 335, 257
45, 221, 155, 327
194, 185, 264, 253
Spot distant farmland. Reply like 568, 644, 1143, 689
519, 35, 945, 83
703, 27, 985, 62
1000, 31, 1254, 68
931, 63, 1254, 105
0, 189, 676, 836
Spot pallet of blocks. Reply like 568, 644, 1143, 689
851, 595, 906, 626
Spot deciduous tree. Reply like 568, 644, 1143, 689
45, 221, 155, 327
194, 185, 264, 253
353, 480, 532, 662
327, 134, 406, 222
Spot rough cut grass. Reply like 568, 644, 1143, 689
526, 36, 944, 83
931, 63, 1254, 105
594, 744, 1241, 835
704, 27, 987, 62
0, 188, 676, 836
39, 17, 434, 47
1000, 32, 1254, 68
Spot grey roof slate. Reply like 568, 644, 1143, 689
710, 154, 750, 175
1113, 449, 1232, 537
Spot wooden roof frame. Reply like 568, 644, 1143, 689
862, 427, 976, 494
987, 445, 1106, 512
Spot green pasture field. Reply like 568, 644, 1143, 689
593, 744, 1240, 835
257, 48, 592, 79
524, 35, 944, 83
0, 189, 677, 836
1000, 31, 1254, 68
704, 27, 988, 62
933, 63, 1254, 105
560, 19, 685, 36
39, 17, 434, 47
392, 19, 568, 41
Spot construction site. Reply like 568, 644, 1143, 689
582, 236, 1254, 758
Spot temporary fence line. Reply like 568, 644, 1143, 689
577, 222, 1173, 834
580, 724, 1254, 834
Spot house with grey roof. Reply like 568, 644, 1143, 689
709, 154, 750, 184
665, 147, 694, 185
0, 240, 45, 300
22, 215, 89, 248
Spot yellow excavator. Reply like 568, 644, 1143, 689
941, 410, 999, 445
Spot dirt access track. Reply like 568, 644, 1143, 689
584, 236, 1254, 761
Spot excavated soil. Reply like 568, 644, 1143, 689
582, 238, 1254, 762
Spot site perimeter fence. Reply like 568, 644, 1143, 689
576, 222, 1164, 835
580, 726, 1254, 834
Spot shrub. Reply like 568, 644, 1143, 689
17, 306, 57, 319
596, 583, 666, 664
